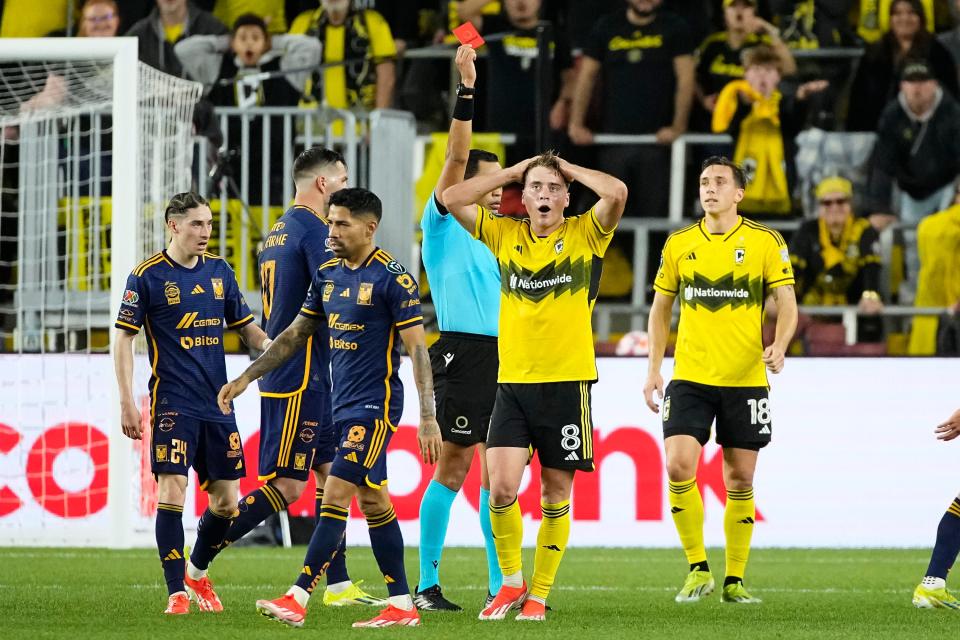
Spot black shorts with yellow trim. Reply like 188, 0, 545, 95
258, 390, 336, 482
329, 410, 399, 489
662, 380, 771, 451
150, 408, 245, 489
487, 382, 595, 472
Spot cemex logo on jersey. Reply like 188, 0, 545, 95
680, 272, 763, 311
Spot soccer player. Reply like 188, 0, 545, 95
185, 148, 381, 606
217, 188, 443, 628
913, 407, 960, 609
642, 156, 798, 605
443, 152, 627, 621
415, 43, 503, 612
113, 192, 270, 614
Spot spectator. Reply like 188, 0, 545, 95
847, 0, 958, 132
695, 0, 796, 126
126, 0, 228, 77
858, 0, 934, 43
289, 0, 397, 111
0, 0, 68, 37
711, 44, 826, 216
175, 13, 320, 204
867, 60, 960, 232
774, 0, 855, 49
790, 176, 884, 341
78, 0, 121, 37
351, 0, 421, 53
567, 0, 621, 56
568, 0, 696, 218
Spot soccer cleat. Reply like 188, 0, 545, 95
256, 593, 307, 628
515, 598, 546, 621
351, 604, 421, 627
183, 573, 224, 612
913, 584, 960, 609
413, 584, 462, 611
323, 580, 387, 607
164, 591, 190, 615
478, 582, 527, 620
484, 592, 495, 609
674, 570, 715, 603
721, 582, 762, 604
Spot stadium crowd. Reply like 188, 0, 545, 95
3, 0, 960, 355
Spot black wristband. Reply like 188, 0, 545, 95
452, 95, 475, 121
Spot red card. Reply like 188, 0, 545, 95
453, 22, 485, 48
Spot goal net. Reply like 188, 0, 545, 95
0, 39, 201, 546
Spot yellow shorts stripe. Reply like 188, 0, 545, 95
281, 393, 302, 467
277, 395, 295, 468
363, 420, 387, 468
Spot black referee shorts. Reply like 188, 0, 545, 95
429, 331, 499, 447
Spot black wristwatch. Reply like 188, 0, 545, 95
456, 83, 476, 97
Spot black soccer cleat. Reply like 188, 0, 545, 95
413, 585, 463, 612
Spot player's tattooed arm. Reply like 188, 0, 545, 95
400, 325, 442, 465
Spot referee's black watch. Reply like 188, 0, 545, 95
456, 83, 476, 97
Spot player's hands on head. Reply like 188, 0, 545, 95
936, 408, 960, 442
643, 373, 664, 413
417, 416, 442, 465
120, 401, 143, 440
509, 156, 537, 182
216, 375, 250, 415
455, 44, 477, 86
762, 345, 785, 374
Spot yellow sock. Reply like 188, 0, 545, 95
669, 478, 707, 566
530, 500, 571, 600
489, 498, 523, 577
724, 487, 755, 580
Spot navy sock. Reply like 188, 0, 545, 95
201, 484, 286, 568
189, 507, 236, 571
294, 503, 349, 594
317, 488, 350, 585
926, 498, 960, 579
367, 505, 409, 597
156, 502, 185, 595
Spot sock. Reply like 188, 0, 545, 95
668, 478, 707, 567
156, 502, 185, 595
189, 507, 236, 571
389, 594, 415, 611
922, 576, 947, 589
367, 505, 410, 597
287, 585, 310, 607
479, 487, 503, 594
530, 500, 571, 600
489, 498, 523, 580
316, 488, 350, 587
724, 487, 756, 582
925, 497, 960, 579
417, 480, 457, 590
293, 503, 349, 594
203, 484, 286, 568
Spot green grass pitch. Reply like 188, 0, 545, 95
2, 547, 957, 638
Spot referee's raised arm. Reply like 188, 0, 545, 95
434, 45, 477, 204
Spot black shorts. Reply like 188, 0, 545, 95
662, 380, 772, 451
151, 409, 245, 489
430, 331, 498, 447
258, 390, 336, 482
487, 381, 594, 472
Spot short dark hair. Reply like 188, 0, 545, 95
700, 156, 747, 188
329, 187, 382, 222
293, 147, 345, 183
521, 150, 568, 187
164, 192, 209, 222
741, 43, 782, 72
465, 149, 500, 179
232, 12, 268, 36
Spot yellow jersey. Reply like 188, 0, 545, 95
654, 216, 794, 387
474, 207, 614, 383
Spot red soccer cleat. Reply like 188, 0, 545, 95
351, 604, 421, 627
256, 593, 307, 628
515, 597, 546, 621
184, 572, 224, 612
478, 582, 527, 620
164, 591, 190, 615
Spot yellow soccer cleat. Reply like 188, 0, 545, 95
913, 584, 960, 609
323, 580, 387, 607
674, 570, 715, 603
721, 582, 762, 604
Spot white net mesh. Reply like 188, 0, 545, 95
0, 56, 201, 544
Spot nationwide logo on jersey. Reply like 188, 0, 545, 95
211, 278, 224, 300
357, 282, 373, 306
164, 281, 180, 305
680, 272, 763, 311
501, 255, 592, 302
322, 281, 335, 302
122, 289, 139, 306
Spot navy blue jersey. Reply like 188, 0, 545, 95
299, 248, 422, 421
258, 205, 334, 396
115, 251, 254, 422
